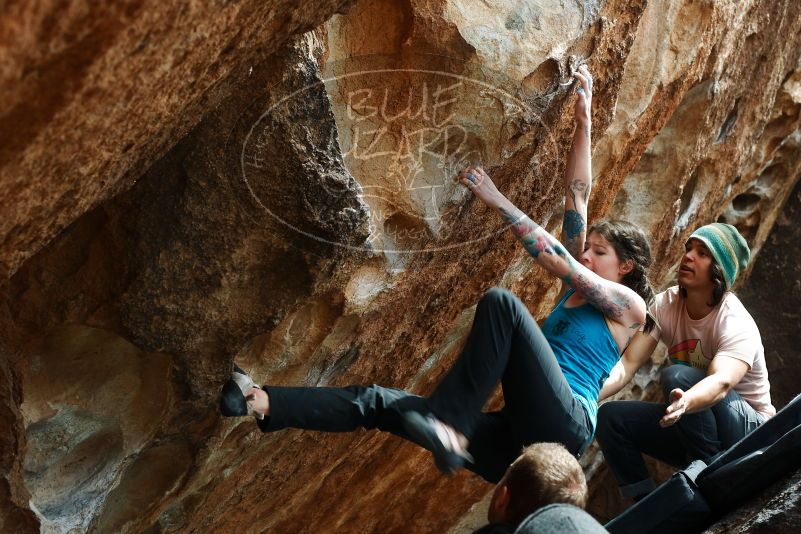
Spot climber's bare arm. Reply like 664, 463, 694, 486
562, 65, 593, 262
456, 167, 645, 329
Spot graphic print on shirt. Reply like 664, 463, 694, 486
668, 339, 709, 368
553, 319, 570, 336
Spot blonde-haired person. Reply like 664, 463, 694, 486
474, 442, 606, 534
484, 443, 587, 528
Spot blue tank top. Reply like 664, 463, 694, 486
542, 289, 620, 432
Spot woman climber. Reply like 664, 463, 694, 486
219, 66, 655, 482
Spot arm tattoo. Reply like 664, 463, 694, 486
560, 269, 628, 319
499, 206, 639, 323
562, 209, 586, 259
562, 209, 585, 240
499, 207, 567, 260
563, 180, 588, 257
557, 253, 638, 322
568, 179, 590, 203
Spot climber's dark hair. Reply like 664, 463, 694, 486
588, 219, 655, 332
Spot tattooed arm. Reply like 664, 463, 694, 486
562, 65, 593, 262
456, 166, 646, 328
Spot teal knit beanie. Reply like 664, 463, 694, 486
688, 223, 750, 289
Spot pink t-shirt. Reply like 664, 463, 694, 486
649, 286, 775, 418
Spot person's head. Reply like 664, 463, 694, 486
582, 219, 654, 305
488, 443, 587, 527
678, 223, 750, 306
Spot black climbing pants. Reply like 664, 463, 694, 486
596, 365, 767, 498
257, 288, 593, 483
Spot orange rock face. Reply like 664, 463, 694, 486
0, 0, 357, 277
2, 0, 801, 532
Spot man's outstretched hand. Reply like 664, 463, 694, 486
660, 388, 688, 427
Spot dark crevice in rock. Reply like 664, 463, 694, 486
714, 97, 740, 144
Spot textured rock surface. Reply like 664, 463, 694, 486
0, 301, 38, 533
0, 0, 357, 277
702, 469, 801, 533
21, 326, 176, 532
1, 0, 358, 530
2, 0, 801, 532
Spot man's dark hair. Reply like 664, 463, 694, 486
679, 256, 726, 306
503, 443, 587, 526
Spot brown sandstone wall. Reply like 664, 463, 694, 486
2, 0, 801, 532
0, 0, 357, 277
0, 0, 357, 530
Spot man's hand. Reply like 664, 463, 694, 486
658, 357, 749, 427
573, 65, 592, 127
660, 388, 688, 427
457, 166, 505, 210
